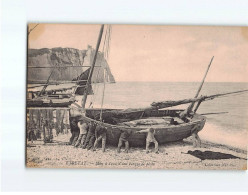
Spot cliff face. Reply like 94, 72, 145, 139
28, 46, 115, 83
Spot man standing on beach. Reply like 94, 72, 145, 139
137, 128, 159, 154
93, 123, 107, 152
82, 121, 96, 150
191, 124, 202, 148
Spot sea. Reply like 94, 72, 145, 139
82, 82, 248, 150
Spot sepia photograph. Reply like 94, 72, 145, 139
26, 24, 248, 170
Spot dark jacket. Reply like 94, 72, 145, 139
70, 119, 80, 133
120, 130, 132, 141
88, 123, 96, 135
95, 125, 106, 137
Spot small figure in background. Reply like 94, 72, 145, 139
191, 124, 202, 148
82, 121, 96, 150
69, 117, 80, 145
93, 122, 107, 152
137, 128, 159, 154
117, 129, 132, 153
74, 120, 89, 148
28, 122, 37, 143
36, 128, 41, 139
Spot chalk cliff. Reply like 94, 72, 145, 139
28, 46, 115, 83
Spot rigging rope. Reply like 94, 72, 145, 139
88, 26, 108, 107
100, 69, 107, 121
99, 25, 112, 120
89, 25, 112, 109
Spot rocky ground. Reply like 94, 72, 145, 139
26, 133, 247, 170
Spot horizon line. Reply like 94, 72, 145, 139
114, 81, 248, 83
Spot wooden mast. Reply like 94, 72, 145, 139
81, 24, 104, 109
194, 56, 214, 98
100, 68, 107, 121
179, 56, 214, 118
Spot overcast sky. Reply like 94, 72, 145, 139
29, 24, 248, 82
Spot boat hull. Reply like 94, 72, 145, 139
70, 108, 206, 147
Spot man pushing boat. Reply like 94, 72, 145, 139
117, 129, 132, 153
82, 121, 97, 150
93, 122, 107, 152
137, 128, 159, 154
74, 119, 89, 148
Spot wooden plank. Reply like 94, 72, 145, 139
28, 79, 87, 84
28, 107, 70, 110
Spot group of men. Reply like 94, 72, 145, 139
69, 116, 160, 154
69, 117, 107, 152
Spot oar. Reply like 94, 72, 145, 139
38, 68, 55, 96
200, 112, 228, 116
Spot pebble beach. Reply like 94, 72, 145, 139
26, 133, 247, 170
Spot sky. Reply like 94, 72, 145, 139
29, 24, 248, 82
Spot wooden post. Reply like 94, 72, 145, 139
48, 109, 53, 141
37, 110, 40, 129
193, 97, 203, 113
60, 110, 66, 134
29, 109, 34, 124
56, 109, 61, 135
36, 110, 41, 139
41, 110, 46, 144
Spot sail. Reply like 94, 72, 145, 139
72, 68, 90, 85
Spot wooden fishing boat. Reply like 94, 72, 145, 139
70, 107, 206, 146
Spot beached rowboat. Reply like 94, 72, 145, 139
70, 107, 206, 146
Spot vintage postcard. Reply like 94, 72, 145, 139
26, 24, 248, 169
